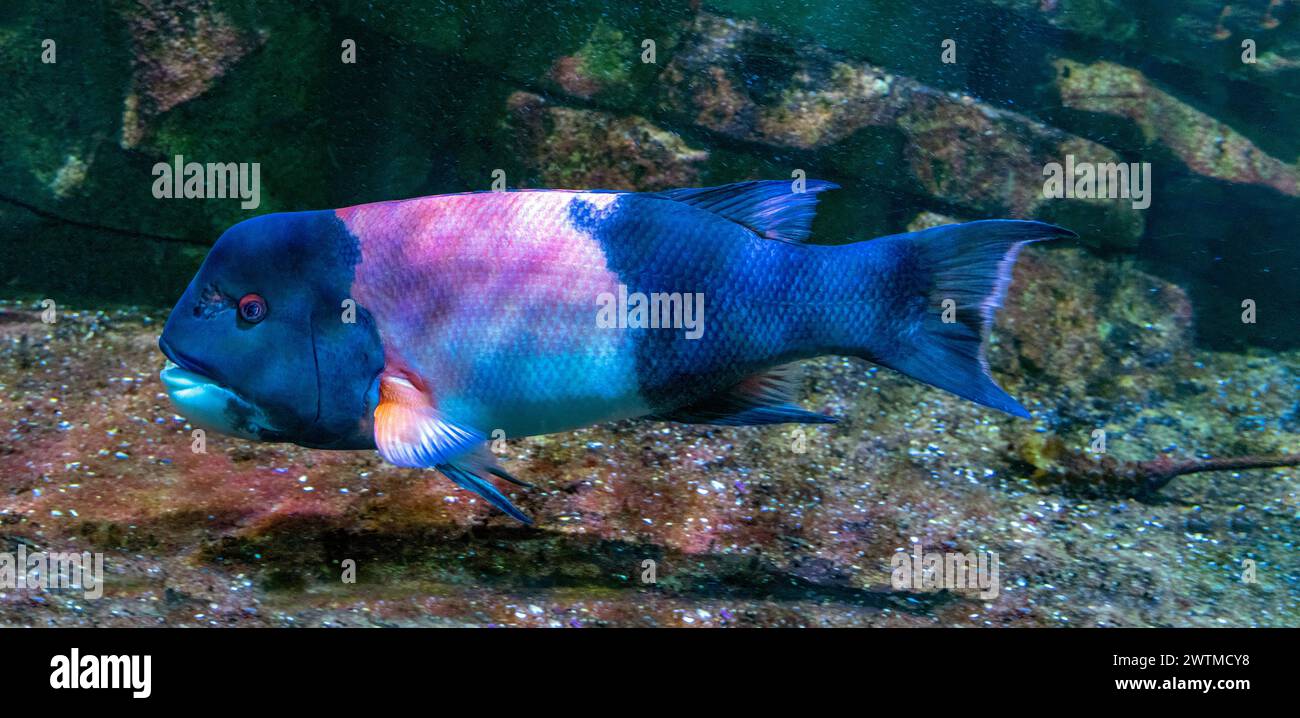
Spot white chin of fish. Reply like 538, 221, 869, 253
160, 360, 273, 440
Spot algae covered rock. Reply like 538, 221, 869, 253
508, 91, 708, 191
996, 245, 1195, 408
547, 19, 638, 100
658, 14, 1144, 249
993, 0, 1300, 87
1054, 58, 1300, 198
0, 1, 130, 206
117, 0, 263, 150
905, 211, 1194, 406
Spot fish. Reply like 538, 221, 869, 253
158, 180, 1075, 523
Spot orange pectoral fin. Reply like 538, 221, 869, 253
373, 373, 479, 468
372, 372, 533, 523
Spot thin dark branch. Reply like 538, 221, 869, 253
0, 193, 209, 247
1032, 446, 1300, 501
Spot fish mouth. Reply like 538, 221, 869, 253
158, 336, 214, 378
158, 345, 279, 440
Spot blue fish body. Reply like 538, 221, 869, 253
158, 180, 1074, 522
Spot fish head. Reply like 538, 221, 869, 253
159, 211, 384, 449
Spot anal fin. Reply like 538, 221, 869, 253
648, 364, 837, 426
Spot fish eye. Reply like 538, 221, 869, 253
238, 293, 268, 324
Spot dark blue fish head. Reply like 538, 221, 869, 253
158, 211, 384, 450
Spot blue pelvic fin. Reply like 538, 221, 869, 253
373, 373, 531, 523
486, 464, 533, 488
438, 454, 533, 525
651, 180, 839, 243
648, 364, 838, 426
863, 220, 1076, 418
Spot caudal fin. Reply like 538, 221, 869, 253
855, 220, 1075, 418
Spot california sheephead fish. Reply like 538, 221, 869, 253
158, 180, 1074, 523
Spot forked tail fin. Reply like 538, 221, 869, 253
848, 220, 1075, 417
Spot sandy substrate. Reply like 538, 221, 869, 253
1, 258, 1296, 626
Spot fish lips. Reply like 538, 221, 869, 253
158, 339, 284, 441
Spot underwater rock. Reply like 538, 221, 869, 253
117, 0, 263, 149
549, 55, 605, 100
996, 244, 1195, 398
659, 14, 905, 149
508, 92, 708, 191
986, 0, 1137, 43
47, 154, 90, 199
993, 0, 1300, 85
905, 211, 959, 232
0, 2, 130, 207
547, 20, 636, 100
907, 211, 1194, 401
1054, 59, 1300, 197
659, 14, 1144, 249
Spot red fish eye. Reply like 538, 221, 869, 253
238, 294, 267, 323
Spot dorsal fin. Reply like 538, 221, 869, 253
652, 180, 839, 243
